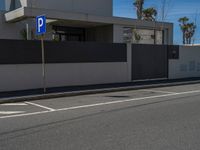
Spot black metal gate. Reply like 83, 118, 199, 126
132, 44, 168, 81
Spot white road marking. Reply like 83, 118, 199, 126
0, 111, 25, 115
25, 102, 55, 111
1, 103, 28, 106
142, 89, 178, 94
0, 111, 49, 118
55, 90, 199, 112
0, 90, 200, 119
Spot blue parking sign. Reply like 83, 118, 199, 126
36, 15, 46, 35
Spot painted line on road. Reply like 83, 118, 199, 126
1, 90, 200, 119
141, 89, 178, 94
25, 102, 56, 111
1, 103, 28, 106
0, 111, 25, 115
55, 90, 199, 112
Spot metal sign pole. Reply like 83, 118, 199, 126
36, 15, 47, 93
41, 34, 46, 93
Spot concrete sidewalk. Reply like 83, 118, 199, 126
0, 78, 200, 104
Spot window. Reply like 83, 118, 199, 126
9, 0, 22, 11
0, 0, 22, 11
0, 0, 5, 10
52, 26, 86, 42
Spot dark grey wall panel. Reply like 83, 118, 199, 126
0, 40, 127, 64
0, 40, 42, 64
168, 45, 179, 59
45, 41, 126, 63
132, 44, 168, 80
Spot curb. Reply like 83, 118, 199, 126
0, 80, 200, 104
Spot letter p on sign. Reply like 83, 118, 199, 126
36, 15, 46, 35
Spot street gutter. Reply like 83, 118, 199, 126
0, 79, 200, 104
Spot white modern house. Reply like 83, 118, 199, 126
0, 0, 173, 44
0, 0, 200, 95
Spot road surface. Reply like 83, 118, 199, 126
1, 83, 200, 150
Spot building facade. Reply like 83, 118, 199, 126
0, 0, 173, 44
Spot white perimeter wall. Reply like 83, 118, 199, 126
0, 63, 129, 92
169, 46, 200, 79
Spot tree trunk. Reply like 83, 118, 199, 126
183, 32, 185, 44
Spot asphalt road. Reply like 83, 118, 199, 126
1, 83, 200, 150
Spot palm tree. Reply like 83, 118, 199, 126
178, 17, 189, 44
133, 0, 144, 20
142, 7, 157, 21
185, 23, 196, 44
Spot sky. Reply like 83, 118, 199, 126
113, 0, 200, 44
